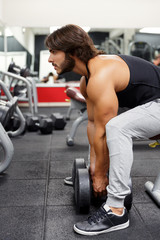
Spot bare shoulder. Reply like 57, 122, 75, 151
87, 55, 130, 100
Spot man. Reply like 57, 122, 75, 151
153, 54, 160, 66
45, 24, 160, 236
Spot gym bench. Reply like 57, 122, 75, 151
65, 87, 88, 146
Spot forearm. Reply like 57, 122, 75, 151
93, 134, 109, 177
92, 133, 109, 196
87, 120, 96, 173
87, 120, 109, 177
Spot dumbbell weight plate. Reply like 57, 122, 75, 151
75, 168, 91, 213
72, 158, 86, 188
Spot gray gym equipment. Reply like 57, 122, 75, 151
0, 71, 38, 115
144, 135, 160, 206
0, 79, 26, 137
145, 173, 160, 206
65, 87, 88, 146
65, 88, 86, 120
66, 110, 88, 146
0, 122, 14, 173
128, 41, 152, 62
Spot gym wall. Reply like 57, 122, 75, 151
7, 36, 32, 68
0, 36, 4, 51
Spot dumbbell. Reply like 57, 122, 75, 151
73, 158, 133, 213
8, 63, 30, 77
50, 112, 66, 130
25, 112, 66, 132
25, 115, 53, 134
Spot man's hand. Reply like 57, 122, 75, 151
92, 175, 109, 198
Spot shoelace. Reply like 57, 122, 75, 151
88, 207, 110, 224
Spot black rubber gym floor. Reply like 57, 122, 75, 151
0, 107, 160, 240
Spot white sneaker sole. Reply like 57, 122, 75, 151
64, 177, 73, 186
73, 220, 129, 236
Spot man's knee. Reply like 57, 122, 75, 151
106, 118, 120, 138
105, 118, 128, 141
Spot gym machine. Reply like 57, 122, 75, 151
0, 70, 37, 116
0, 80, 19, 172
0, 80, 26, 137
145, 134, 160, 207
128, 41, 152, 62
0, 122, 14, 173
65, 87, 88, 146
145, 173, 160, 207
1, 64, 66, 134
7, 63, 38, 115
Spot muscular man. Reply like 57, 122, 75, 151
45, 24, 160, 236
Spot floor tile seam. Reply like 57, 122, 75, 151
12, 159, 50, 162
131, 176, 155, 179
133, 201, 152, 205
133, 158, 160, 162
0, 204, 45, 208
41, 134, 53, 240
133, 157, 160, 160
46, 204, 74, 207
50, 160, 73, 162
48, 177, 71, 179
131, 175, 158, 177
133, 203, 154, 240
3, 178, 48, 180
10, 160, 50, 162
0, 178, 47, 181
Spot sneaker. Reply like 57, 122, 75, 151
64, 176, 73, 186
74, 204, 129, 236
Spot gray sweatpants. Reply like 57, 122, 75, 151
105, 99, 160, 208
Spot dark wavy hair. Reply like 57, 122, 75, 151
45, 24, 104, 64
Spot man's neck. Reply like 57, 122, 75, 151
72, 57, 88, 77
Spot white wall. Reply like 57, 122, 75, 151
39, 50, 57, 80
9, 27, 34, 56
0, 0, 3, 22
0, 51, 27, 71
2, 0, 160, 28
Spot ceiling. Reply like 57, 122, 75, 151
1, 0, 160, 29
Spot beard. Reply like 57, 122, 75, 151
58, 53, 75, 75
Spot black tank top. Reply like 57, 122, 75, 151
117, 55, 160, 108
86, 55, 160, 108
